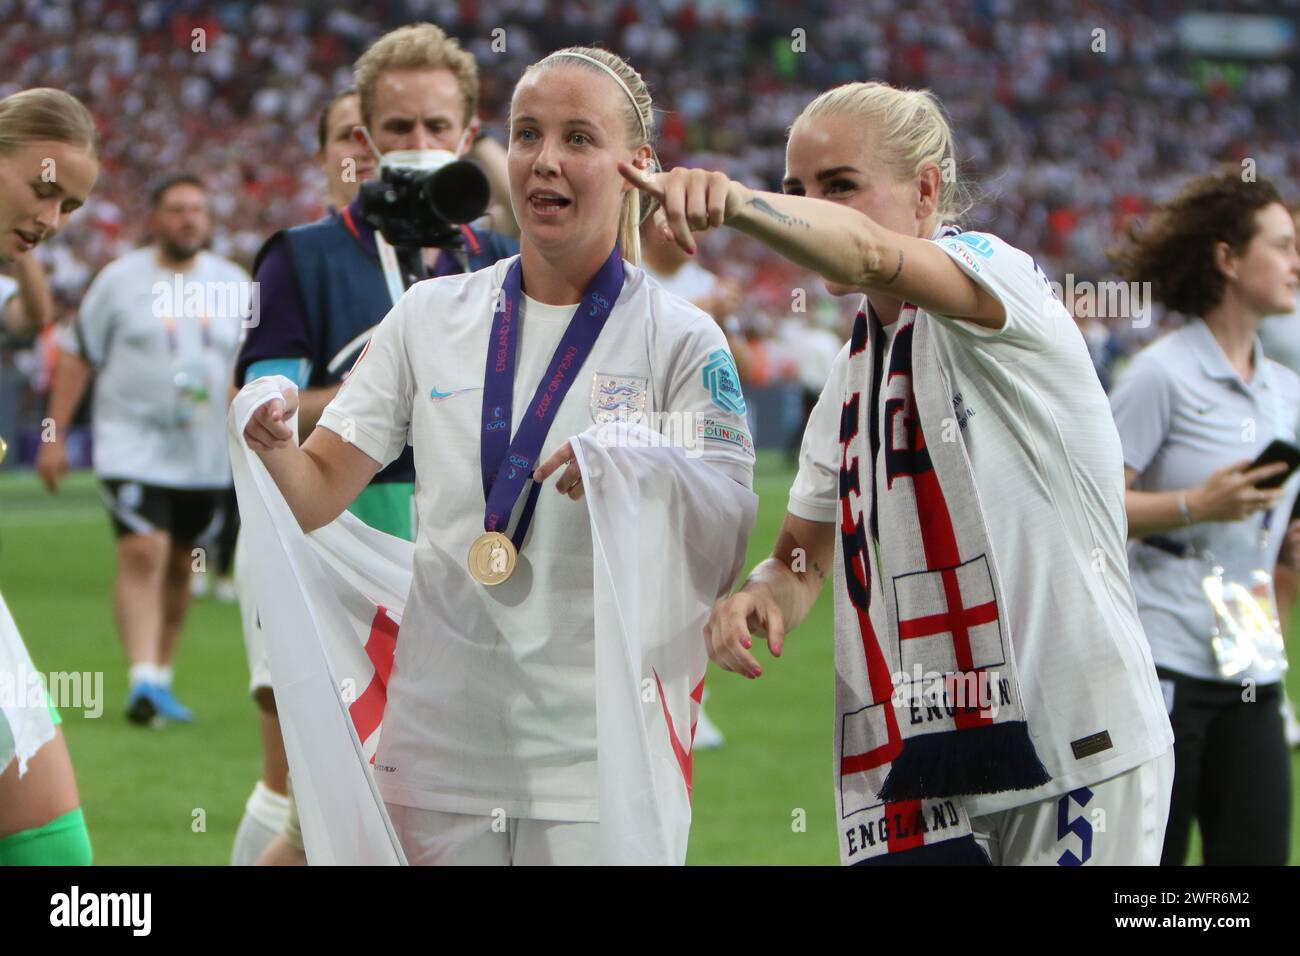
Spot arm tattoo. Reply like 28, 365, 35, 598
747, 196, 811, 230
811, 561, 826, 582
882, 249, 904, 286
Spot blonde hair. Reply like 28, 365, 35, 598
353, 23, 479, 129
520, 47, 655, 265
0, 88, 99, 158
793, 82, 971, 222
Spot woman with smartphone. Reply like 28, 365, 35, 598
1109, 167, 1300, 865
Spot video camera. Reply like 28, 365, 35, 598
359, 149, 491, 250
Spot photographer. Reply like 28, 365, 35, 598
235, 22, 518, 541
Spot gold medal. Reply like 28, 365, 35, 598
468, 531, 517, 585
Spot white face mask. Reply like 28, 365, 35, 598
378, 148, 458, 174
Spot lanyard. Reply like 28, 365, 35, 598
339, 204, 403, 306
161, 312, 211, 355
373, 232, 407, 307
479, 244, 624, 548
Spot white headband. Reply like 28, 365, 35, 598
542, 51, 648, 143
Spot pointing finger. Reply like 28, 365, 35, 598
533, 440, 575, 482
618, 161, 660, 198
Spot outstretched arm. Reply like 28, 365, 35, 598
619, 163, 1004, 330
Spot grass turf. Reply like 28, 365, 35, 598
1, 456, 1297, 864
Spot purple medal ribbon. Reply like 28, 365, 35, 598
480, 243, 624, 549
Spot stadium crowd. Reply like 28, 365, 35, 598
2, 0, 1298, 406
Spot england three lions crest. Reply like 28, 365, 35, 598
590, 372, 648, 424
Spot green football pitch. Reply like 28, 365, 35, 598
2, 456, 1298, 865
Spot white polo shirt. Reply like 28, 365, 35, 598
1110, 319, 1300, 685
320, 257, 755, 821
789, 230, 1173, 818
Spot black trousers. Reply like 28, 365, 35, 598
1158, 667, 1291, 865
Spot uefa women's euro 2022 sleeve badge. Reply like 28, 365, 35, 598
702, 349, 746, 416
590, 373, 648, 425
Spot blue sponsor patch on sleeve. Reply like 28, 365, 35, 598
702, 348, 746, 416
937, 237, 984, 274
951, 232, 995, 258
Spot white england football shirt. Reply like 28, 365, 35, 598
788, 231, 1173, 817
54, 248, 250, 487
320, 258, 755, 821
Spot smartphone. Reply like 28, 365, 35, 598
1249, 439, 1300, 489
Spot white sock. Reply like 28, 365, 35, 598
157, 665, 174, 689
231, 781, 290, 866
128, 662, 160, 689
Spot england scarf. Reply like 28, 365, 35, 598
834, 277, 1049, 865
228, 378, 756, 865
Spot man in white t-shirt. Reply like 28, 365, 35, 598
316, 255, 754, 844
38, 174, 251, 725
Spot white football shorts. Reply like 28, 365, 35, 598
971, 748, 1173, 865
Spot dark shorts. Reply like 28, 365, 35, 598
99, 479, 224, 542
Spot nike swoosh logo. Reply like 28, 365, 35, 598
430, 385, 483, 401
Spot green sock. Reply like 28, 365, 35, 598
0, 807, 93, 866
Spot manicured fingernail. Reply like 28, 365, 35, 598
741, 639, 752, 649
